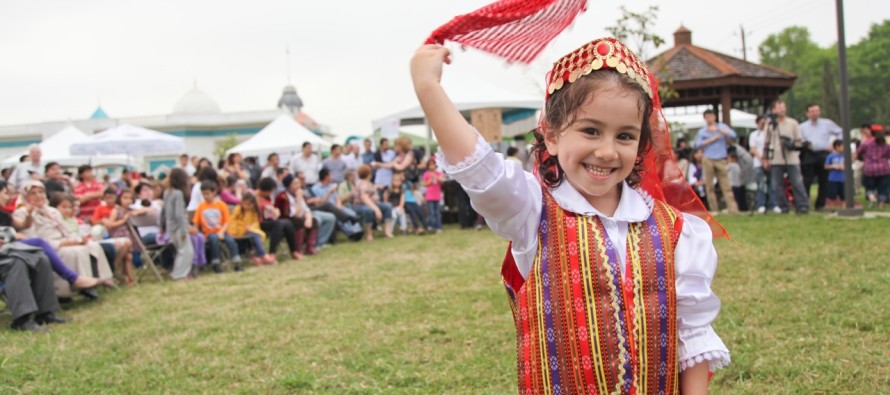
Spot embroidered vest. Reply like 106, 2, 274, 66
502, 192, 683, 395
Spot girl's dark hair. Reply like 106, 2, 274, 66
48, 191, 75, 208
238, 192, 261, 219
530, 69, 653, 189
166, 168, 190, 204
116, 189, 133, 206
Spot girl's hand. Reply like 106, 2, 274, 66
410, 45, 451, 90
303, 217, 312, 229
373, 208, 382, 222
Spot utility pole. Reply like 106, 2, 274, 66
835, 0, 862, 217
739, 25, 748, 61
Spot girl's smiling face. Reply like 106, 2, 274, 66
544, 81, 643, 213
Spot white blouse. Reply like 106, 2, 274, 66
438, 133, 730, 372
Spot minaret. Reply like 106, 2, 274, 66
277, 45, 304, 114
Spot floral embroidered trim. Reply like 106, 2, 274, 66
679, 350, 731, 372
436, 132, 493, 174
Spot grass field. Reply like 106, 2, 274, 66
1, 213, 889, 394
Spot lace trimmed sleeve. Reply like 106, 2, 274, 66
675, 213, 731, 372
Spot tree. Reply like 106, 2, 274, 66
605, 5, 677, 100
849, 20, 890, 123
605, 5, 665, 60
758, 26, 833, 118
214, 134, 239, 162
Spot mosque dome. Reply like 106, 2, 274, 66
173, 85, 221, 115
278, 84, 303, 113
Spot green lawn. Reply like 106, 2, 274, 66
1, 214, 889, 394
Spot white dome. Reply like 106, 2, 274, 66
173, 87, 221, 115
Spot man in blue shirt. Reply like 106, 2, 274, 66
694, 109, 739, 214
800, 103, 843, 211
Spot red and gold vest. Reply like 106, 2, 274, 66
502, 191, 684, 394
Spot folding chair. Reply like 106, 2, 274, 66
127, 220, 168, 282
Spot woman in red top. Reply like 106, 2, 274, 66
73, 165, 105, 222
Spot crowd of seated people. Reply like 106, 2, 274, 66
0, 137, 458, 332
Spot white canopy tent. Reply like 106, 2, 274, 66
226, 114, 332, 164
69, 124, 185, 156
2, 125, 130, 167
663, 109, 759, 132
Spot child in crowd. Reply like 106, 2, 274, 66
51, 192, 88, 236
824, 139, 846, 209
228, 193, 276, 266
193, 180, 242, 273
403, 177, 426, 235
52, 189, 132, 287
161, 168, 195, 280
422, 159, 444, 233
688, 148, 709, 210
103, 189, 139, 284
726, 153, 747, 212
412, 37, 729, 392
386, 172, 408, 234
90, 187, 117, 238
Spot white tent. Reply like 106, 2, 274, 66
69, 124, 185, 156
374, 73, 542, 130
663, 109, 759, 132
226, 114, 332, 161
2, 125, 130, 167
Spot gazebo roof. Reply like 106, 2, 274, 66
648, 26, 795, 87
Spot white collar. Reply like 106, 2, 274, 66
549, 181, 651, 222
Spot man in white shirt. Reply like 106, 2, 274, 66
261, 153, 281, 181
176, 154, 196, 176
748, 116, 777, 213
800, 103, 842, 211
341, 143, 361, 171
10, 145, 43, 191
289, 142, 321, 186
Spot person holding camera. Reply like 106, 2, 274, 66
694, 109, 739, 214
800, 104, 843, 211
763, 100, 809, 214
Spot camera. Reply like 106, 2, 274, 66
779, 136, 804, 152
767, 113, 778, 128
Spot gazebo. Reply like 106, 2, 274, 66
647, 26, 797, 126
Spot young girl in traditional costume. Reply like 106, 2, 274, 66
411, 37, 730, 394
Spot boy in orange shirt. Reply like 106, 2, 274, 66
193, 180, 242, 273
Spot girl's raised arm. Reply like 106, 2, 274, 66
411, 45, 477, 164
